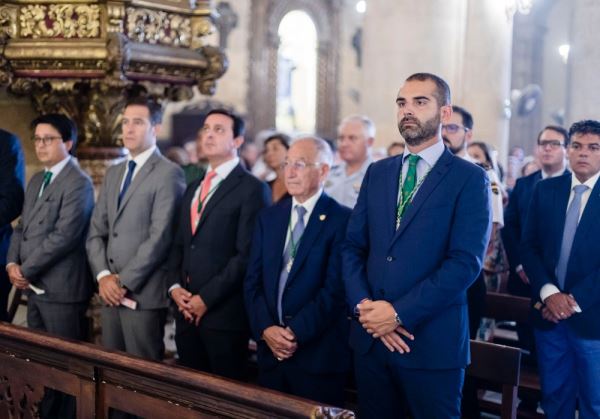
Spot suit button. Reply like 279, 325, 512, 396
191, 245, 195, 250
379, 289, 386, 296
23, 238, 27, 242
386, 256, 394, 262
109, 258, 114, 263
113, 232, 118, 237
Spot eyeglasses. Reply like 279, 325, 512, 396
569, 142, 600, 153
537, 140, 565, 149
31, 136, 62, 145
281, 160, 322, 171
442, 124, 469, 134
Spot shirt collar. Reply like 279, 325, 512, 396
127, 145, 156, 169
292, 188, 323, 218
542, 165, 567, 179
402, 140, 445, 168
571, 170, 600, 191
207, 156, 240, 180
45, 155, 71, 178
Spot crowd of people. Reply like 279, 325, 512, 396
1, 71, 599, 419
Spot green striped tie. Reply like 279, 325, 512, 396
39, 171, 53, 197
400, 155, 420, 216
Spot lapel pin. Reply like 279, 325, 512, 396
319, 214, 326, 221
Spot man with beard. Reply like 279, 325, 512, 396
343, 73, 491, 419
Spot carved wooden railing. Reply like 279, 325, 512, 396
0, 323, 354, 418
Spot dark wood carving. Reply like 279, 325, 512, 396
0, 323, 354, 418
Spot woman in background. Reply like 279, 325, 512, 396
263, 133, 291, 203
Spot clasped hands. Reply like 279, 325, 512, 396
7, 264, 30, 290
542, 292, 580, 323
171, 288, 207, 326
98, 274, 126, 306
358, 299, 414, 354
262, 325, 297, 361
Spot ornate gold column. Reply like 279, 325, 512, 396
0, 0, 227, 184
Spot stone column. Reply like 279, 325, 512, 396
566, 0, 600, 123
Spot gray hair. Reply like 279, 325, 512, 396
338, 114, 376, 138
291, 135, 334, 168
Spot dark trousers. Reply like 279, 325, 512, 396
175, 319, 249, 381
27, 296, 89, 419
259, 360, 346, 407
354, 341, 464, 419
0, 267, 10, 322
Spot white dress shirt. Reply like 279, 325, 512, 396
283, 189, 323, 255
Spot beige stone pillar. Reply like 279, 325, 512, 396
566, 0, 600, 123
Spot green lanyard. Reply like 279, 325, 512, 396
196, 180, 221, 213
285, 214, 305, 273
395, 168, 430, 228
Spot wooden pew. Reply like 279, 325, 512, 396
468, 340, 521, 419
0, 323, 354, 418
482, 292, 543, 419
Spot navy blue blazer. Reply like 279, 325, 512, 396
503, 170, 569, 294
522, 174, 600, 338
0, 129, 25, 266
343, 148, 491, 369
244, 193, 352, 374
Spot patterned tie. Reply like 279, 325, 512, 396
39, 171, 53, 197
118, 160, 137, 208
191, 170, 217, 234
556, 184, 589, 289
400, 154, 421, 216
277, 205, 307, 324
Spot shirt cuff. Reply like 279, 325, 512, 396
540, 284, 561, 302
515, 264, 524, 273
96, 270, 112, 282
5, 262, 17, 271
168, 283, 182, 296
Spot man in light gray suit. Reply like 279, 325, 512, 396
87, 95, 185, 361
7, 113, 94, 340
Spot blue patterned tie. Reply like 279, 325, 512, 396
118, 160, 137, 208
556, 184, 589, 289
277, 205, 307, 324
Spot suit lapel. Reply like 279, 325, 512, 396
570, 176, 600, 257
386, 156, 403, 235
115, 151, 160, 220
550, 175, 571, 261
390, 149, 453, 246
185, 178, 202, 241
265, 199, 292, 302
286, 194, 331, 283
23, 172, 45, 233
194, 164, 244, 234
26, 161, 74, 230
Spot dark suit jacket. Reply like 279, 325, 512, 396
244, 194, 351, 374
503, 169, 569, 295
0, 129, 25, 267
522, 174, 600, 338
7, 159, 95, 303
343, 148, 491, 369
169, 164, 271, 332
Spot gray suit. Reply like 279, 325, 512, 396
7, 158, 95, 340
86, 149, 184, 360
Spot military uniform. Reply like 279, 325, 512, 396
324, 157, 372, 208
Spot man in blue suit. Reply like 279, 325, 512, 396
522, 120, 600, 419
343, 72, 491, 419
0, 129, 25, 322
504, 125, 569, 299
245, 136, 351, 406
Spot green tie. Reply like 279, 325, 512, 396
400, 154, 421, 214
39, 171, 53, 197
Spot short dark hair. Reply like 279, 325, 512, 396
537, 125, 570, 146
31, 113, 78, 152
406, 72, 451, 106
452, 105, 473, 130
205, 108, 245, 138
568, 120, 600, 141
264, 133, 290, 150
125, 95, 163, 125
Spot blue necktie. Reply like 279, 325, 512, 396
556, 184, 589, 289
277, 205, 307, 325
118, 160, 137, 208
